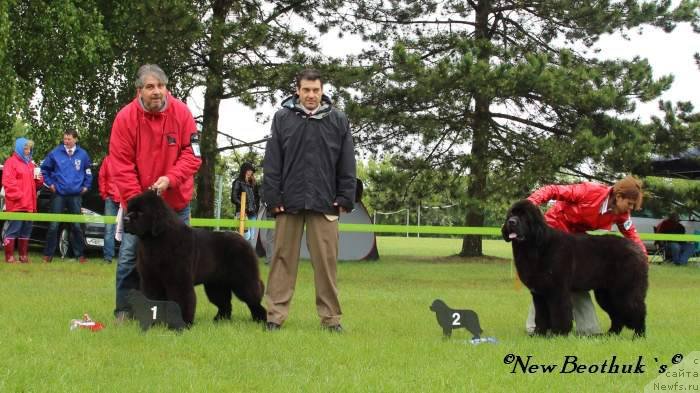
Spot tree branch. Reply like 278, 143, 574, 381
216, 130, 269, 152
490, 111, 567, 136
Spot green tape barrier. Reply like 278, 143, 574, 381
0, 212, 698, 242
0, 212, 114, 224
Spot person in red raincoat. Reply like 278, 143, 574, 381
525, 175, 646, 335
2, 138, 44, 263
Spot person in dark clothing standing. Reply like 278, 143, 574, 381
263, 69, 356, 332
40, 129, 92, 263
98, 155, 121, 264
231, 162, 259, 244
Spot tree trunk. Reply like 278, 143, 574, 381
460, 97, 490, 257
194, 0, 231, 218
460, 0, 491, 257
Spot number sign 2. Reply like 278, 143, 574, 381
430, 299, 483, 339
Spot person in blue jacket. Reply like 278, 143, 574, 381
40, 129, 92, 263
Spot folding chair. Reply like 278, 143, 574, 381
649, 225, 668, 264
649, 241, 667, 264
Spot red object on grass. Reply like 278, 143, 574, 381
70, 313, 105, 332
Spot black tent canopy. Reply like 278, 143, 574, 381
649, 148, 700, 180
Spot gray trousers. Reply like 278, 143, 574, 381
525, 291, 602, 335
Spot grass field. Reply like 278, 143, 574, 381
1, 237, 698, 392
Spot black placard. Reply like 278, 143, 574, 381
430, 299, 483, 339
127, 290, 187, 331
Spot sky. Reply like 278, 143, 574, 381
186, 22, 700, 151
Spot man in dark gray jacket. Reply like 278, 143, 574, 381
263, 69, 356, 332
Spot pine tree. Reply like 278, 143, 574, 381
327, 0, 700, 256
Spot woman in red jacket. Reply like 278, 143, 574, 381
2, 138, 43, 263
525, 175, 645, 335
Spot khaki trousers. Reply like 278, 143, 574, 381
265, 212, 341, 326
525, 291, 602, 335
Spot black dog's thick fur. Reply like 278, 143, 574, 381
124, 190, 266, 326
430, 299, 483, 339
502, 200, 648, 337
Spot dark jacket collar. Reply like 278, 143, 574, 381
281, 94, 333, 119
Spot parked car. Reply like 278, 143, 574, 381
0, 163, 118, 258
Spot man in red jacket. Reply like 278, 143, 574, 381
525, 175, 646, 335
109, 64, 201, 321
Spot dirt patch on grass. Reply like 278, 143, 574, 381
436, 254, 511, 264
382, 254, 511, 264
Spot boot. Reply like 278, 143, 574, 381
4, 238, 16, 263
18, 238, 30, 264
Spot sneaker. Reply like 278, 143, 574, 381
323, 324, 343, 333
103, 259, 113, 264
265, 322, 281, 331
42, 256, 52, 263
79, 256, 88, 264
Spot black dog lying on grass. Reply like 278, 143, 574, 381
430, 299, 483, 339
124, 190, 266, 327
502, 199, 648, 337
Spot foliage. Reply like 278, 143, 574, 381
645, 101, 700, 158
4, 0, 112, 158
359, 158, 509, 229
181, 1, 339, 218
1, 0, 338, 218
639, 58, 700, 214
326, 0, 700, 255
0, 0, 17, 152
0, 119, 31, 162
644, 176, 700, 216
1, 0, 697, 235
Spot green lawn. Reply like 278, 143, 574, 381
0, 236, 698, 392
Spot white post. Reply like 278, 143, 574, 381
214, 175, 223, 231
406, 208, 409, 238
417, 202, 421, 238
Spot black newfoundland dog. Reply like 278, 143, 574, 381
502, 199, 648, 337
124, 190, 266, 326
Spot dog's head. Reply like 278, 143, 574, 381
124, 190, 180, 238
430, 299, 447, 312
501, 199, 548, 244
